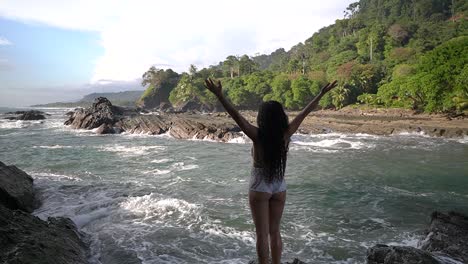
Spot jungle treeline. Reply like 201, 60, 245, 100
139, 0, 468, 113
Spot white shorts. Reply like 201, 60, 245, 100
249, 167, 286, 194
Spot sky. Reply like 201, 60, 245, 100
0, 0, 355, 107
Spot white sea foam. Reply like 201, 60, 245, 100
120, 193, 200, 222
171, 162, 199, 171
97, 145, 166, 156
120, 131, 173, 139
72, 206, 114, 228
31, 172, 82, 181
33, 145, 74, 149
227, 132, 250, 144
151, 158, 172, 163
141, 169, 172, 175
289, 145, 340, 153
291, 138, 373, 150
200, 223, 255, 246
456, 136, 468, 144
394, 131, 430, 137
0, 120, 44, 129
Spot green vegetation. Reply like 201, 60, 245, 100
140, 0, 468, 113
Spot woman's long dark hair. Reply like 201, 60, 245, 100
256, 101, 289, 182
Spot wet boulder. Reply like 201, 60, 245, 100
367, 245, 439, 264
0, 204, 88, 264
421, 211, 468, 263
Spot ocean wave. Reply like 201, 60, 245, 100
289, 145, 340, 153
387, 233, 422, 248
383, 186, 433, 197
120, 131, 173, 139
291, 138, 374, 150
32, 145, 75, 149
171, 162, 199, 171
151, 158, 172, 163
0, 119, 44, 129
227, 133, 251, 144
141, 161, 198, 176
97, 145, 166, 156
141, 169, 172, 175
31, 171, 82, 181
199, 223, 255, 246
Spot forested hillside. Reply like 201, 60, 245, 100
139, 0, 468, 112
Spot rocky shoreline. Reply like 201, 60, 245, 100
64, 97, 468, 141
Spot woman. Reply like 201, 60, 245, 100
204, 78, 337, 264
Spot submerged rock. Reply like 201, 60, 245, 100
0, 161, 37, 212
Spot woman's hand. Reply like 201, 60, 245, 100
204, 78, 223, 97
320, 80, 338, 95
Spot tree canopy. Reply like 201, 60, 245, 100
139, 0, 468, 112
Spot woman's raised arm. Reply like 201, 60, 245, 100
204, 78, 258, 141
285, 81, 337, 139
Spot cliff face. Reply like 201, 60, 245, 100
0, 161, 88, 264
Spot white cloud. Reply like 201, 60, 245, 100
0, 36, 12, 45
0, 0, 355, 82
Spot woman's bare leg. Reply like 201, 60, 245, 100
249, 191, 272, 264
269, 191, 286, 264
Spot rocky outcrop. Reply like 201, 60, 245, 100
65, 97, 243, 141
0, 161, 37, 212
4, 110, 47, 120
65, 97, 123, 130
64, 97, 468, 140
421, 211, 468, 262
0, 162, 88, 263
367, 245, 439, 264
0, 204, 88, 264
367, 211, 468, 264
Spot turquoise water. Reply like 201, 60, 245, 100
1, 107, 467, 264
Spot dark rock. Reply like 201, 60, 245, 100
366, 211, 468, 264
367, 244, 439, 264
64, 97, 245, 141
178, 100, 202, 112
95, 123, 115, 134
158, 102, 174, 112
420, 211, 468, 263
64, 97, 129, 131
0, 161, 37, 212
4, 110, 47, 120
0, 204, 88, 264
